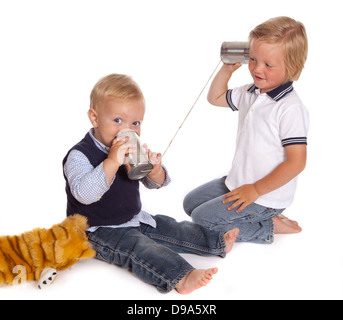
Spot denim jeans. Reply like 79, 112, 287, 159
183, 177, 284, 244
87, 215, 227, 293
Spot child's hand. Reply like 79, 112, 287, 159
223, 62, 242, 73
108, 136, 136, 166
144, 144, 165, 185
146, 147, 162, 166
222, 184, 260, 213
103, 137, 136, 185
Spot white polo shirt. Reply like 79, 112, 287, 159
225, 82, 309, 209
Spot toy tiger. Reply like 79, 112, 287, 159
0, 214, 95, 289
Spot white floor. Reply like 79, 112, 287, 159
1, 168, 343, 300
2, 228, 342, 300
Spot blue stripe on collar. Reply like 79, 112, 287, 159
247, 82, 294, 101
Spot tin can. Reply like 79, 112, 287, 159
117, 130, 153, 180
221, 41, 250, 64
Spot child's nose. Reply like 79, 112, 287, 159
254, 62, 264, 74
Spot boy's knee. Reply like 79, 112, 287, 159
183, 193, 194, 217
190, 208, 209, 227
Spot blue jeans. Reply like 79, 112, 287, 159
87, 215, 227, 293
183, 177, 284, 244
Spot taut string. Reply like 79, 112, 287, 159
162, 60, 222, 157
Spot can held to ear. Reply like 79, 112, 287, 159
221, 42, 250, 64
117, 130, 153, 180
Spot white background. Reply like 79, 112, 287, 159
0, 0, 342, 300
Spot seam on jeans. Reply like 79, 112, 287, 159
124, 250, 172, 292
219, 231, 227, 258
88, 236, 191, 294
147, 234, 224, 256
269, 218, 275, 244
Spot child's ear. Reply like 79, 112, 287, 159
88, 108, 98, 128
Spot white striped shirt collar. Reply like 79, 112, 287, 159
248, 81, 294, 101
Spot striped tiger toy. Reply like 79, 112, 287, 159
0, 214, 95, 289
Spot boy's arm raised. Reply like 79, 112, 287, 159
207, 63, 241, 107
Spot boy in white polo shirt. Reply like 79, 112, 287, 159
183, 17, 309, 243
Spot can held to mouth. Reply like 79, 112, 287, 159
117, 130, 153, 180
221, 41, 250, 64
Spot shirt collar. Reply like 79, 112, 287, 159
88, 128, 111, 154
247, 81, 294, 101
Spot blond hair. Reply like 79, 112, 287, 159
90, 74, 144, 110
249, 16, 308, 81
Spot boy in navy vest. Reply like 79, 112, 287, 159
63, 74, 239, 294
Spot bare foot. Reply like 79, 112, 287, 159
224, 228, 239, 253
273, 216, 302, 234
278, 214, 299, 227
175, 268, 218, 295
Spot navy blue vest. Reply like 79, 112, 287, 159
62, 132, 141, 227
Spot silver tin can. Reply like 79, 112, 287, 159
221, 41, 250, 64
117, 130, 153, 180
